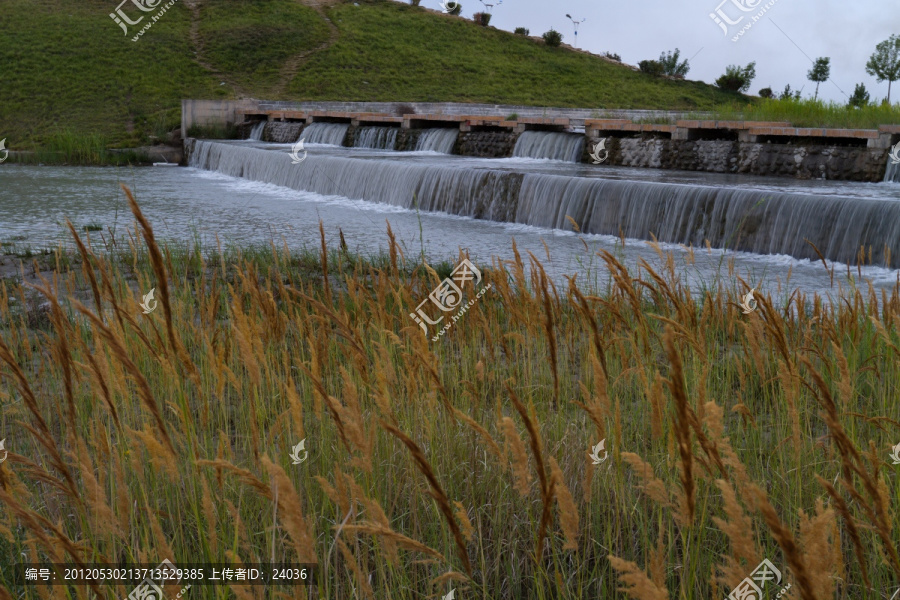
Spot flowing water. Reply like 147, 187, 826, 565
248, 122, 266, 141
2, 139, 899, 299
188, 139, 900, 269
354, 126, 399, 150
512, 131, 585, 162
300, 122, 349, 146
415, 128, 458, 153
886, 156, 900, 183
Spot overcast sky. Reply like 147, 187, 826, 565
441, 0, 900, 103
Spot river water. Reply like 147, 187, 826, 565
1, 139, 899, 298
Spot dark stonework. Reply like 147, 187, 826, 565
456, 131, 519, 158
263, 121, 305, 143
585, 136, 890, 182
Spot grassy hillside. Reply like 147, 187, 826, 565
1, 0, 741, 148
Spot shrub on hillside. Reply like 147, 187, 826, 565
848, 83, 871, 108
473, 12, 491, 26
715, 62, 756, 93
658, 48, 689, 78
758, 87, 774, 98
638, 60, 664, 77
604, 52, 621, 62
779, 84, 802, 100
448, 2, 462, 15
409, 0, 421, 5
542, 29, 562, 47
514, 27, 530, 35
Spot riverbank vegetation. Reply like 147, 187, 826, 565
630, 97, 900, 129
701, 97, 900, 129
5, 130, 155, 166
1, 189, 898, 598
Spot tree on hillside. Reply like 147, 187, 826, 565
715, 62, 756, 92
659, 49, 690, 78
758, 87, 774, 98
848, 83, 871, 108
779, 84, 801, 100
866, 34, 900, 104
807, 57, 830, 100
542, 29, 562, 47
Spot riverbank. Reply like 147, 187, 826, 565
3, 129, 184, 166
0, 190, 898, 598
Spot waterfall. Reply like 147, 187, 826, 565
249, 122, 266, 141
354, 126, 399, 150
187, 140, 900, 267
415, 129, 458, 153
302, 122, 349, 146
512, 131, 585, 162
885, 156, 900, 183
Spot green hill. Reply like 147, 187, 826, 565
1, 0, 742, 147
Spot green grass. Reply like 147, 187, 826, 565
291, 2, 740, 108
7, 130, 153, 166
2, 0, 743, 150
197, 0, 331, 90
694, 97, 900, 128
0, 0, 219, 148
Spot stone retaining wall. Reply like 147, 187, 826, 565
456, 131, 519, 158
264, 122, 305, 143
592, 137, 889, 181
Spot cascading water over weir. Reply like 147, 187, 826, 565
415, 128, 458, 153
885, 157, 900, 183
300, 122, 350, 145
248, 122, 266, 141
187, 140, 900, 268
512, 131, 585, 162
354, 126, 399, 150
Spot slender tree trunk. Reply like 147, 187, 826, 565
814, 82, 820, 100
889, 79, 893, 104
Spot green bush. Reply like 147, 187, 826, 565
448, 2, 462, 15
715, 62, 756, 93
473, 11, 491, 26
542, 28, 562, 47
638, 60, 664, 77
514, 27, 529, 35
758, 87, 774, 99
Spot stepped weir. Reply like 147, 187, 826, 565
187, 139, 900, 268
221, 105, 900, 182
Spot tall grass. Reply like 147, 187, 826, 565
0, 188, 899, 598
8, 130, 153, 166
693, 98, 900, 129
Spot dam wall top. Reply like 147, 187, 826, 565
181, 99, 705, 137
